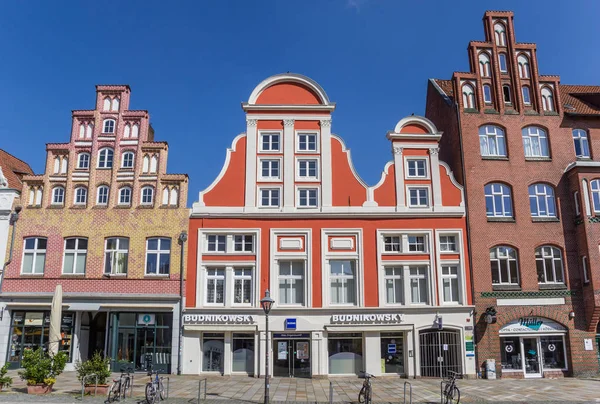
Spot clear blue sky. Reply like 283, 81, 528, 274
1, 1, 599, 206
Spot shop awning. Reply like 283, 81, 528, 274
325, 325, 412, 332
184, 325, 258, 332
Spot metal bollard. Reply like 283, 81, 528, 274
403, 381, 412, 404
81, 373, 98, 401
197, 378, 208, 402
329, 381, 333, 404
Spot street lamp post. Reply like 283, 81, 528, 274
177, 231, 188, 376
260, 289, 274, 404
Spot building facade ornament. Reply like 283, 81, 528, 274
393, 146, 403, 155
283, 119, 295, 127
246, 119, 258, 127
428, 147, 440, 155
320, 119, 332, 128
0, 167, 7, 188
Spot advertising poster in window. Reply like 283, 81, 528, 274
296, 342, 309, 360
278, 341, 287, 360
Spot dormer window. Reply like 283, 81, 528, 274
494, 23, 507, 46
103, 119, 115, 134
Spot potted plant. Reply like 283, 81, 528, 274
0, 363, 12, 391
18, 347, 67, 394
75, 351, 112, 395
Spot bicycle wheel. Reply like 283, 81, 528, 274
121, 376, 130, 398
444, 386, 460, 404
158, 378, 166, 400
358, 385, 366, 403
145, 382, 157, 403
107, 381, 120, 402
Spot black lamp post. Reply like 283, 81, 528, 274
260, 289, 274, 404
177, 231, 188, 375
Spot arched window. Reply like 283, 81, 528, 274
111, 97, 120, 112
162, 187, 169, 205
77, 153, 90, 169
494, 23, 507, 46
170, 187, 178, 206
119, 187, 132, 205
541, 87, 554, 112
490, 246, 519, 285
123, 124, 131, 138
573, 129, 590, 158
22, 237, 47, 274
74, 186, 87, 205
484, 183, 513, 217
52, 186, 65, 205
479, 125, 507, 157
28, 188, 35, 205
79, 123, 85, 138
121, 151, 135, 169
97, 185, 109, 205
53, 156, 60, 174
103, 119, 115, 134
502, 85, 512, 104
535, 246, 564, 284
522, 86, 531, 105
141, 186, 154, 205
528, 183, 556, 217
60, 156, 68, 174
517, 55, 530, 78
462, 84, 475, 109
498, 53, 508, 73
143, 155, 150, 173
103, 97, 111, 111
86, 123, 93, 138
98, 148, 114, 168
150, 155, 158, 173
35, 188, 42, 205
590, 179, 600, 212
132, 123, 139, 138
522, 126, 550, 157
483, 84, 492, 104
478, 53, 491, 77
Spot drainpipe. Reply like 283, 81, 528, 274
0, 205, 22, 293
177, 231, 188, 375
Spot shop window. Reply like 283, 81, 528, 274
297, 132, 317, 152
328, 333, 363, 375
439, 235, 457, 252
104, 237, 129, 275
384, 266, 403, 304
528, 184, 556, 218
500, 337, 521, 370
202, 333, 224, 373
479, 125, 507, 157
205, 268, 225, 304
522, 126, 550, 158
278, 261, 305, 306
233, 267, 253, 304
232, 333, 254, 374
441, 265, 460, 303
408, 235, 426, 252
490, 246, 519, 285
381, 333, 404, 374
98, 148, 114, 168
409, 266, 428, 304
233, 235, 254, 253
384, 236, 401, 252
260, 133, 280, 152
22, 237, 47, 274
485, 183, 513, 217
146, 237, 171, 275
206, 235, 226, 252
541, 336, 566, 369
330, 260, 357, 305
535, 246, 564, 284
572, 129, 590, 158
63, 238, 87, 274
298, 188, 318, 207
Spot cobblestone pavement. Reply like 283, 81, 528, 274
1, 370, 599, 403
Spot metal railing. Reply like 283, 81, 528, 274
197, 378, 208, 402
403, 381, 412, 404
81, 373, 98, 401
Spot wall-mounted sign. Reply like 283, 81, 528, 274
331, 314, 404, 324
296, 341, 309, 359
584, 338, 593, 351
138, 314, 155, 326
278, 341, 287, 360
499, 317, 566, 334
285, 318, 297, 330
183, 314, 254, 325
387, 344, 396, 354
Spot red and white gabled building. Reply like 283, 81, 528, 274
184, 74, 476, 378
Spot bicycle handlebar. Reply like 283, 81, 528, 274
360, 370, 376, 378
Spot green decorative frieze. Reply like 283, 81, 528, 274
481, 289, 575, 298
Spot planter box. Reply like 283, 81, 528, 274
27, 384, 53, 394
84, 384, 109, 396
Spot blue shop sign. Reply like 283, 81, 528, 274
285, 318, 297, 330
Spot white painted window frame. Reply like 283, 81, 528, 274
404, 156, 429, 179
97, 185, 109, 205
118, 186, 132, 206
258, 130, 282, 153
102, 119, 116, 134
257, 186, 282, 208
258, 157, 282, 182
296, 186, 320, 208
62, 237, 87, 275
406, 185, 431, 208
295, 130, 319, 153
77, 152, 90, 169
21, 237, 47, 275
296, 157, 320, 181
145, 237, 171, 276
74, 186, 87, 205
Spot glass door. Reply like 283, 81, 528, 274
293, 340, 311, 378
522, 337, 541, 377
273, 339, 311, 378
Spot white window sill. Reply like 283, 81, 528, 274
104, 273, 127, 277
62, 273, 85, 276
296, 177, 320, 182
20, 272, 44, 276
440, 251, 459, 254
145, 273, 170, 277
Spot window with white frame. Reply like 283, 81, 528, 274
98, 148, 114, 168
479, 125, 507, 157
330, 260, 356, 305
141, 186, 154, 205
384, 236, 401, 252
541, 87, 554, 112
104, 237, 129, 275
278, 261, 305, 305
582, 256, 589, 283
528, 184, 556, 218
503, 85, 512, 104
522, 126, 550, 158
207, 235, 226, 252
77, 153, 90, 169
260, 159, 280, 179
408, 188, 429, 207
572, 129, 590, 158
63, 238, 87, 274
22, 237, 47, 274
407, 159, 427, 178
297, 132, 317, 152
102, 119, 115, 134
409, 266, 428, 304
259, 188, 280, 207
384, 266, 403, 304
97, 185, 109, 205
439, 235, 457, 252
522, 86, 531, 105
74, 187, 87, 205
408, 235, 426, 252
591, 180, 600, 212
234, 235, 254, 253
103, 97, 111, 111
499, 53, 508, 72
490, 246, 519, 285
121, 151, 135, 169
483, 84, 492, 104
260, 133, 280, 152
298, 159, 318, 179
146, 237, 171, 275
478, 53, 491, 77
52, 186, 65, 205
233, 267, 253, 304
485, 183, 513, 217
441, 265, 460, 303
535, 246, 564, 284
298, 188, 318, 207
205, 268, 225, 304
574, 191, 581, 216
119, 187, 132, 205
518, 55, 530, 78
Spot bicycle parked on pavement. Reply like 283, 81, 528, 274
358, 370, 376, 404
442, 370, 462, 404
106, 365, 133, 403
145, 369, 165, 403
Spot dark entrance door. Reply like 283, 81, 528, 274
273, 336, 311, 378
419, 329, 462, 378
88, 312, 107, 358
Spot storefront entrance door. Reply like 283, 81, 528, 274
522, 338, 541, 378
273, 338, 311, 378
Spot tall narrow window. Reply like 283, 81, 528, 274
582, 256, 590, 283
478, 53, 491, 77
384, 266, 403, 304
146, 238, 171, 275
22, 237, 47, 274
77, 153, 90, 169
97, 185, 109, 205
589, 180, 600, 212
102, 119, 115, 134
121, 152, 135, 168
104, 237, 129, 275
541, 87, 554, 112
535, 246, 564, 284
52, 186, 65, 205
485, 183, 513, 217
279, 261, 305, 305
141, 186, 154, 205
103, 97, 111, 111
574, 191, 581, 216
498, 53, 508, 73
441, 265, 460, 303
169, 188, 178, 206
111, 97, 119, 111
86, 123, 93, 138
132, 123, 139, 138
143, 155, 150, 172
119, 187, 132, 205
483, 84, 492, 104
409, 266, 428, 304
206, 268, 225, 304
528, 184, 556, 218
63, 238, 87, 274
490, 246, 519, 285
522, 86, 531, 105
233, 268, 254, 304
330, 260, 356, 305
494, 23, 507, 46
74, 187, 87, 205
98, 148, 114, 168
517, 55, 530, 78
150, 155, 158, 173
503, 85, 512, 104
123, 124, 131, 138
462, 84, 475, 109
572, 129, 590, 158
79, 123, 85, 138
522, 126, 550, 158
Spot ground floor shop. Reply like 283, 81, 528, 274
0, 296, 180, 373
182, 308, 476, 378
